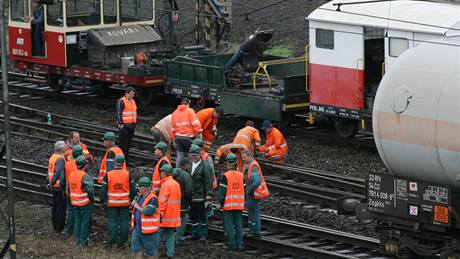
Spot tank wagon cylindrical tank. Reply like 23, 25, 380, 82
357, 36, 460, 258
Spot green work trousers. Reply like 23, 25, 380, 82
63, 198, 75, 238
74, 203, 92, 246
108, 206, 130, 244
160, 227, 176, 257
246, 196, 261, 235
175, 212, 188, 244
223, 210, 243, 250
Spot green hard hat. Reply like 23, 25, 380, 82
75, 155, 87, 166
138, 177, 151, 188
192, 138, 204, 147
114, 154, 125, 164
226, 153, 238, 163
154, 141, 168, 150
189, 144, 201, 154
160, 164, 173, 174
102, 131, 116, 141
72, 145, 83, 155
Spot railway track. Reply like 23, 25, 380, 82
0, 103, 366, 209
0, 161, 384, 258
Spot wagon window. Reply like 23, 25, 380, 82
389, 37, 409, 57
47, 2, 63, 27
121, 0, 153, 23
316, 29, 334, 50
66, 0, 101, 27
11, 0, 29, 22
104, 0, 117, 24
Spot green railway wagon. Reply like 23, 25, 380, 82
164, 53, 308, 123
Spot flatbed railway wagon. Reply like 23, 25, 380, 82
8, 0, 165, 104
306, 0, 460, 137
164, 31, 308, 124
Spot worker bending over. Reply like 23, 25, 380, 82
258, 120, 288, 164
197, 107, 224, 151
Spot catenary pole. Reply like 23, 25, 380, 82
0, 0, 16, 257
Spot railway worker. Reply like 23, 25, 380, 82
116, 87, 137, 165
62, 145, 83, 238
192, 138, 216, 188
26, 2, 44, 56
131, 177, 161, 259
64, 131, 93, 162
242, 150, 270, 238
47, 140, 67, 233
217, 153, 245, 251
158, 164, 182, 258
171, 97, 202, 167
188, 144, 214, 240
214, 143, 247, 172
68, 156, 94, 246
152, 142, 172, 194
232, 120, 261, 155
197, 107, 224, 151
101, 154, 136, 248
173, 158, 193, 245
150, 114, 173, 148
258, 120, 288, 164
98, 131, 126, 184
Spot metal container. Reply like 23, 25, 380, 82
373, 37, 460, 188
121, 57, 134, 74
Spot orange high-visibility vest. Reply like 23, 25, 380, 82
69, 169, 90, 207
131, 192, 160, 234
64, 143, 92, 162
48, 153, 64, 188
260, 127, 288, 155
65, 160, 77, 184
120, 96, 137, 124
98, 146, 126, 184
171, 104, 202, 139
107, 168, 131, 207
233, 126, 261, 154
152, 156, 171, 193
248, 160, 270, 200
223, 170, 245, 211
158, 176, 182, 228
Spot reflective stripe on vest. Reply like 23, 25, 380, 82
158, 176, 181, 228
223, 170, 245, 210
248, 160, 270, 200
152, 156, 171, 193
131, 192, 160, 234
120, 96, 137, 124
69, 170, 90, 207
48, 153, 64, 188
107, 168, 130, 207
98, 146, 125, 184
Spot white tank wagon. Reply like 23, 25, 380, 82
357, 36, 460, 258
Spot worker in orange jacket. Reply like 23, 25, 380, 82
98, 132, 126, 184
214, 143, 247, 172
158, 164, 182, 258
232, 120, 261, 155
152, 142, 171, 193
116, 87, 137, 165
171, 98, 202, 167
258, 120, 288, 164
197, 107, 224, 151
64, 131, 93, 162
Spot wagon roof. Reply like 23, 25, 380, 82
308, 0, 460, 34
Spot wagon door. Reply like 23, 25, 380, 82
363, 27, 385, 110
9, 0, 33, 58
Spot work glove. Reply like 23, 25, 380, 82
212, 129, 218, 138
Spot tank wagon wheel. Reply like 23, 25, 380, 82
334, 118, 359, 138
48, 74, 63, 91
136, 87, 156, 106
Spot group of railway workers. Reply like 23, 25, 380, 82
46, 87, 288, 257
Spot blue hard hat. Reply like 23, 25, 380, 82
261, 120, 273, 130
